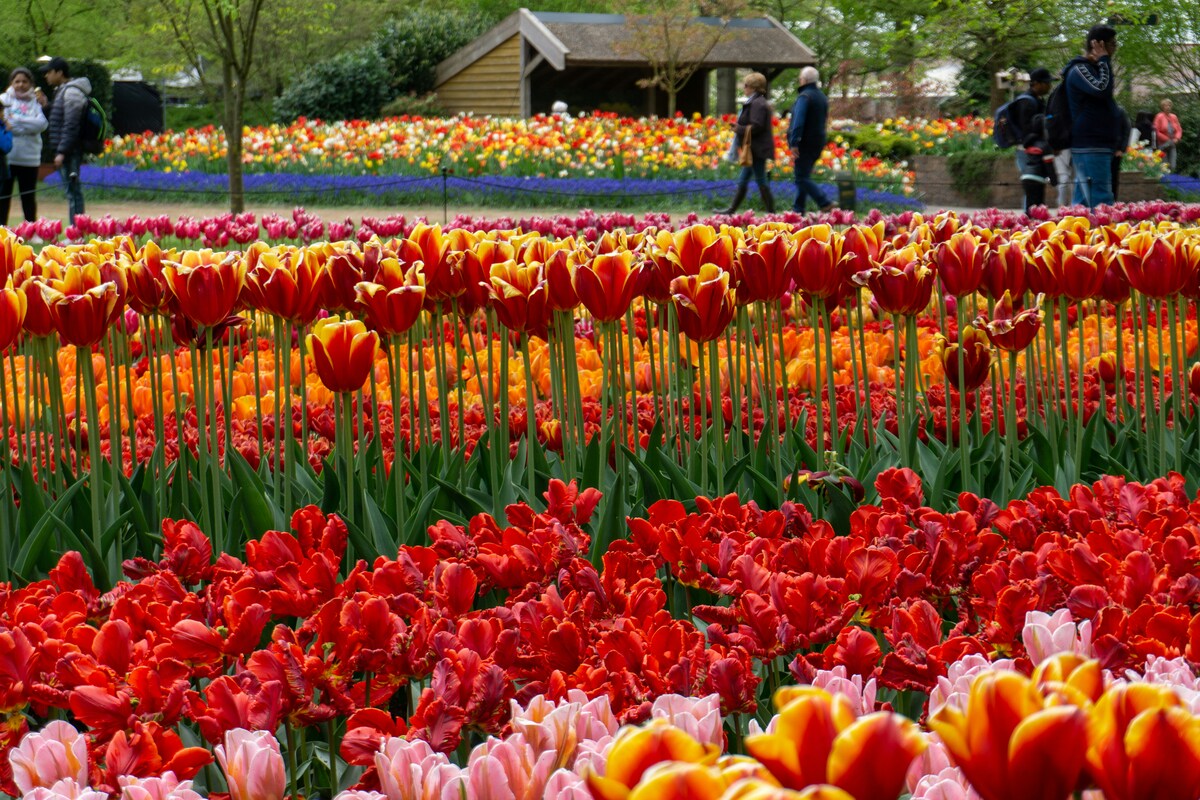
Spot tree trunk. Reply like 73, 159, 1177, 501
667, 90, 677, 117
222, 64, 245, 213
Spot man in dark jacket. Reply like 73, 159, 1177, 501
787, 67, 833, 213
1062, 24, 1119, 208
41, 56, 91, 223
1011, 67, 1056, 211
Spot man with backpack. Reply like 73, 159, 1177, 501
1060, 25, 1120, 208
999, 68, 1057, 211
41, 56, 91, 223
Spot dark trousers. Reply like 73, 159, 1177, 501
58, 151, 84, 224
1, 164, 40, 225
736, 157, 769, 189
1111, 155, 1123, 202
792, 151, 829, 212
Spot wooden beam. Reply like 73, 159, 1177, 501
522, 52, 545, 78
519, 9, 568, 70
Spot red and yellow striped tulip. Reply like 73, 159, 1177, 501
163, 251, 247, 328
574, 249, 646, 322
0, 281, 27, 351
671, 264, 736, 343
980, 291, 1043, 352
307, 316, 380, 394
355, 263, 426, 336
40, 264, 122, 347
586, 720, 720, 800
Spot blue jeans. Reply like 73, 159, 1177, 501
58, 151, 84, 223
792, 151, 829, 212
737, 157, 769, 189
1071, 149, 1114, 208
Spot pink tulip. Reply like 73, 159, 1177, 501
649, 694, 723, 747
1125, 655, 1200, 712
807, 666, 879, 717
24, 779, 108, 800
214, 729, 286, 800
333, 792, 387, 800
9, 720, 89, 795
118, 772, 204, 800
374, 737, 459, 800
449, 736, 556, 800
1022, 608, 1093, 665
905, 733, 955, 793
927, 654, 1016, 718
911, 768, 982, 800
542, 769, 591, 800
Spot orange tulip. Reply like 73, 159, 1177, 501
307, 316, 379, 394
0, 235, 32, 284
625, 763, 726, 800
0, 282, 27, 351
533, 238, 578, 311
935, 229, 987, 297
400, 224, 460, 305
980, 291, 1043, 352
1031, 653, 1103, 706
163, 252, 247, 328
487, 260, 550, 335
574, 250, 646, 322
935, 325, 991, 392
720, 781, 854, 800
585, 720, 720, 800
460, 238, 515, 311
1086, 683, 1200, 800
355, 263, 426, 336
671, 264, 736, 343
40, 264, 121, 347
745, 687, 925, 799
929, 671, 1088, 800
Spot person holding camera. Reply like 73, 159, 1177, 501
42, 56, 91, 224
1062, 24, 1120, 208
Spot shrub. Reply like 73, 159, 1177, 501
379, 92, 446, 118
946, 150, 1006, 205
1171, 96, 1200, 177
850, 129, 919, 160
373, 8, 494, 97
273, 46, 390, 123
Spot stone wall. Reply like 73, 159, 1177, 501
910, 154, 1165, 209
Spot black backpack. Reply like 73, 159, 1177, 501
1044, 80, 1071, 152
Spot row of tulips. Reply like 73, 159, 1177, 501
1, 467, 1199, 799
6, 214, 1200, 580
11, 201, 1200, 251
99, 113, 913, 189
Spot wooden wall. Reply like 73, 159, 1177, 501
436, 35, 522, 116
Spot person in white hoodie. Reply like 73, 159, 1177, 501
1, 67, 49, 228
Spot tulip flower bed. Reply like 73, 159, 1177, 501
2, 468, 1200, 800
99, 114, 912, 190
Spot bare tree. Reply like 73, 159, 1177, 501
136, 0, 267, 212
616, 0, 750, 117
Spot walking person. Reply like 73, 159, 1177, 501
787, 66, 833, 214
716, 72, 775, 214
0, 68, 48, 229
1011, 68, 1056, 211
1062, 24, 1120, 208
41, 57, 91, 224
1154, 99, 1182, 172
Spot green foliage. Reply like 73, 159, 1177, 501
373, 8, 495, 97
273, 46, 391, 123
379, 92, 447, 118
946, 149, 1006, 204
1172, 99, 1200, 178
849, 129, 920, 160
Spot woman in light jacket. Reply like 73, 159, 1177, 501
1154, 99, 1182, 172
1, 67, 49, 227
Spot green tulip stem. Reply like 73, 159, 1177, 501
521, 334, 538, 503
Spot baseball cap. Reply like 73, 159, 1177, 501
1028, 67, 1057, 83
1087, 24, 1117, 43
39, 56, 69, 74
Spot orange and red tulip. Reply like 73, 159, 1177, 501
1031, 653, 1104, 706
1118, 231, 1191, 299
40, 264, 121, 348
124, 241, 172, 315
935, 230, 986, 297
671, 264, 736, 343
980, 291, 1043, 352
981, 238, 1029, 301
355, 263, 426, 336
929, 671, 1088, 800
1059, 244, 1108, 302
841, 222, 886, 281
244, 247, 330, 324
307, 316, 380, 394
735, 231, 797, 304
487, 260, 551, 335
720, 782, 854, 800
0, 282, 27, 351
745, 687, 925, 800
574, 249, 646, 322
1085, 682, 1200, 800
585, 720, 720, 800
163, 252, 247, 328
935, 325, 991, 392
859, 245, 934, 317
792, 226, 846, 301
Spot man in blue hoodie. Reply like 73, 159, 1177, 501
1062, 24, 1119, 208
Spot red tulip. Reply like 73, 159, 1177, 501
0, 282, 27, 351
792, 225, 846, 300
859, 245, 934, 317
355, 262, 426, 336
243, 247, 330, 324
1118, 231, 1192, 298
671, 264, 736, 342
734, 231, 797, 304
487, 259, 551, 334
981, 238, 1028, 301
936, 325, 992, 392
934, 229, 986, 297
40, 264, 121, 347
574, 249, 647, 322
163, 251, 247, 328
1059, 244, 1108, 301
